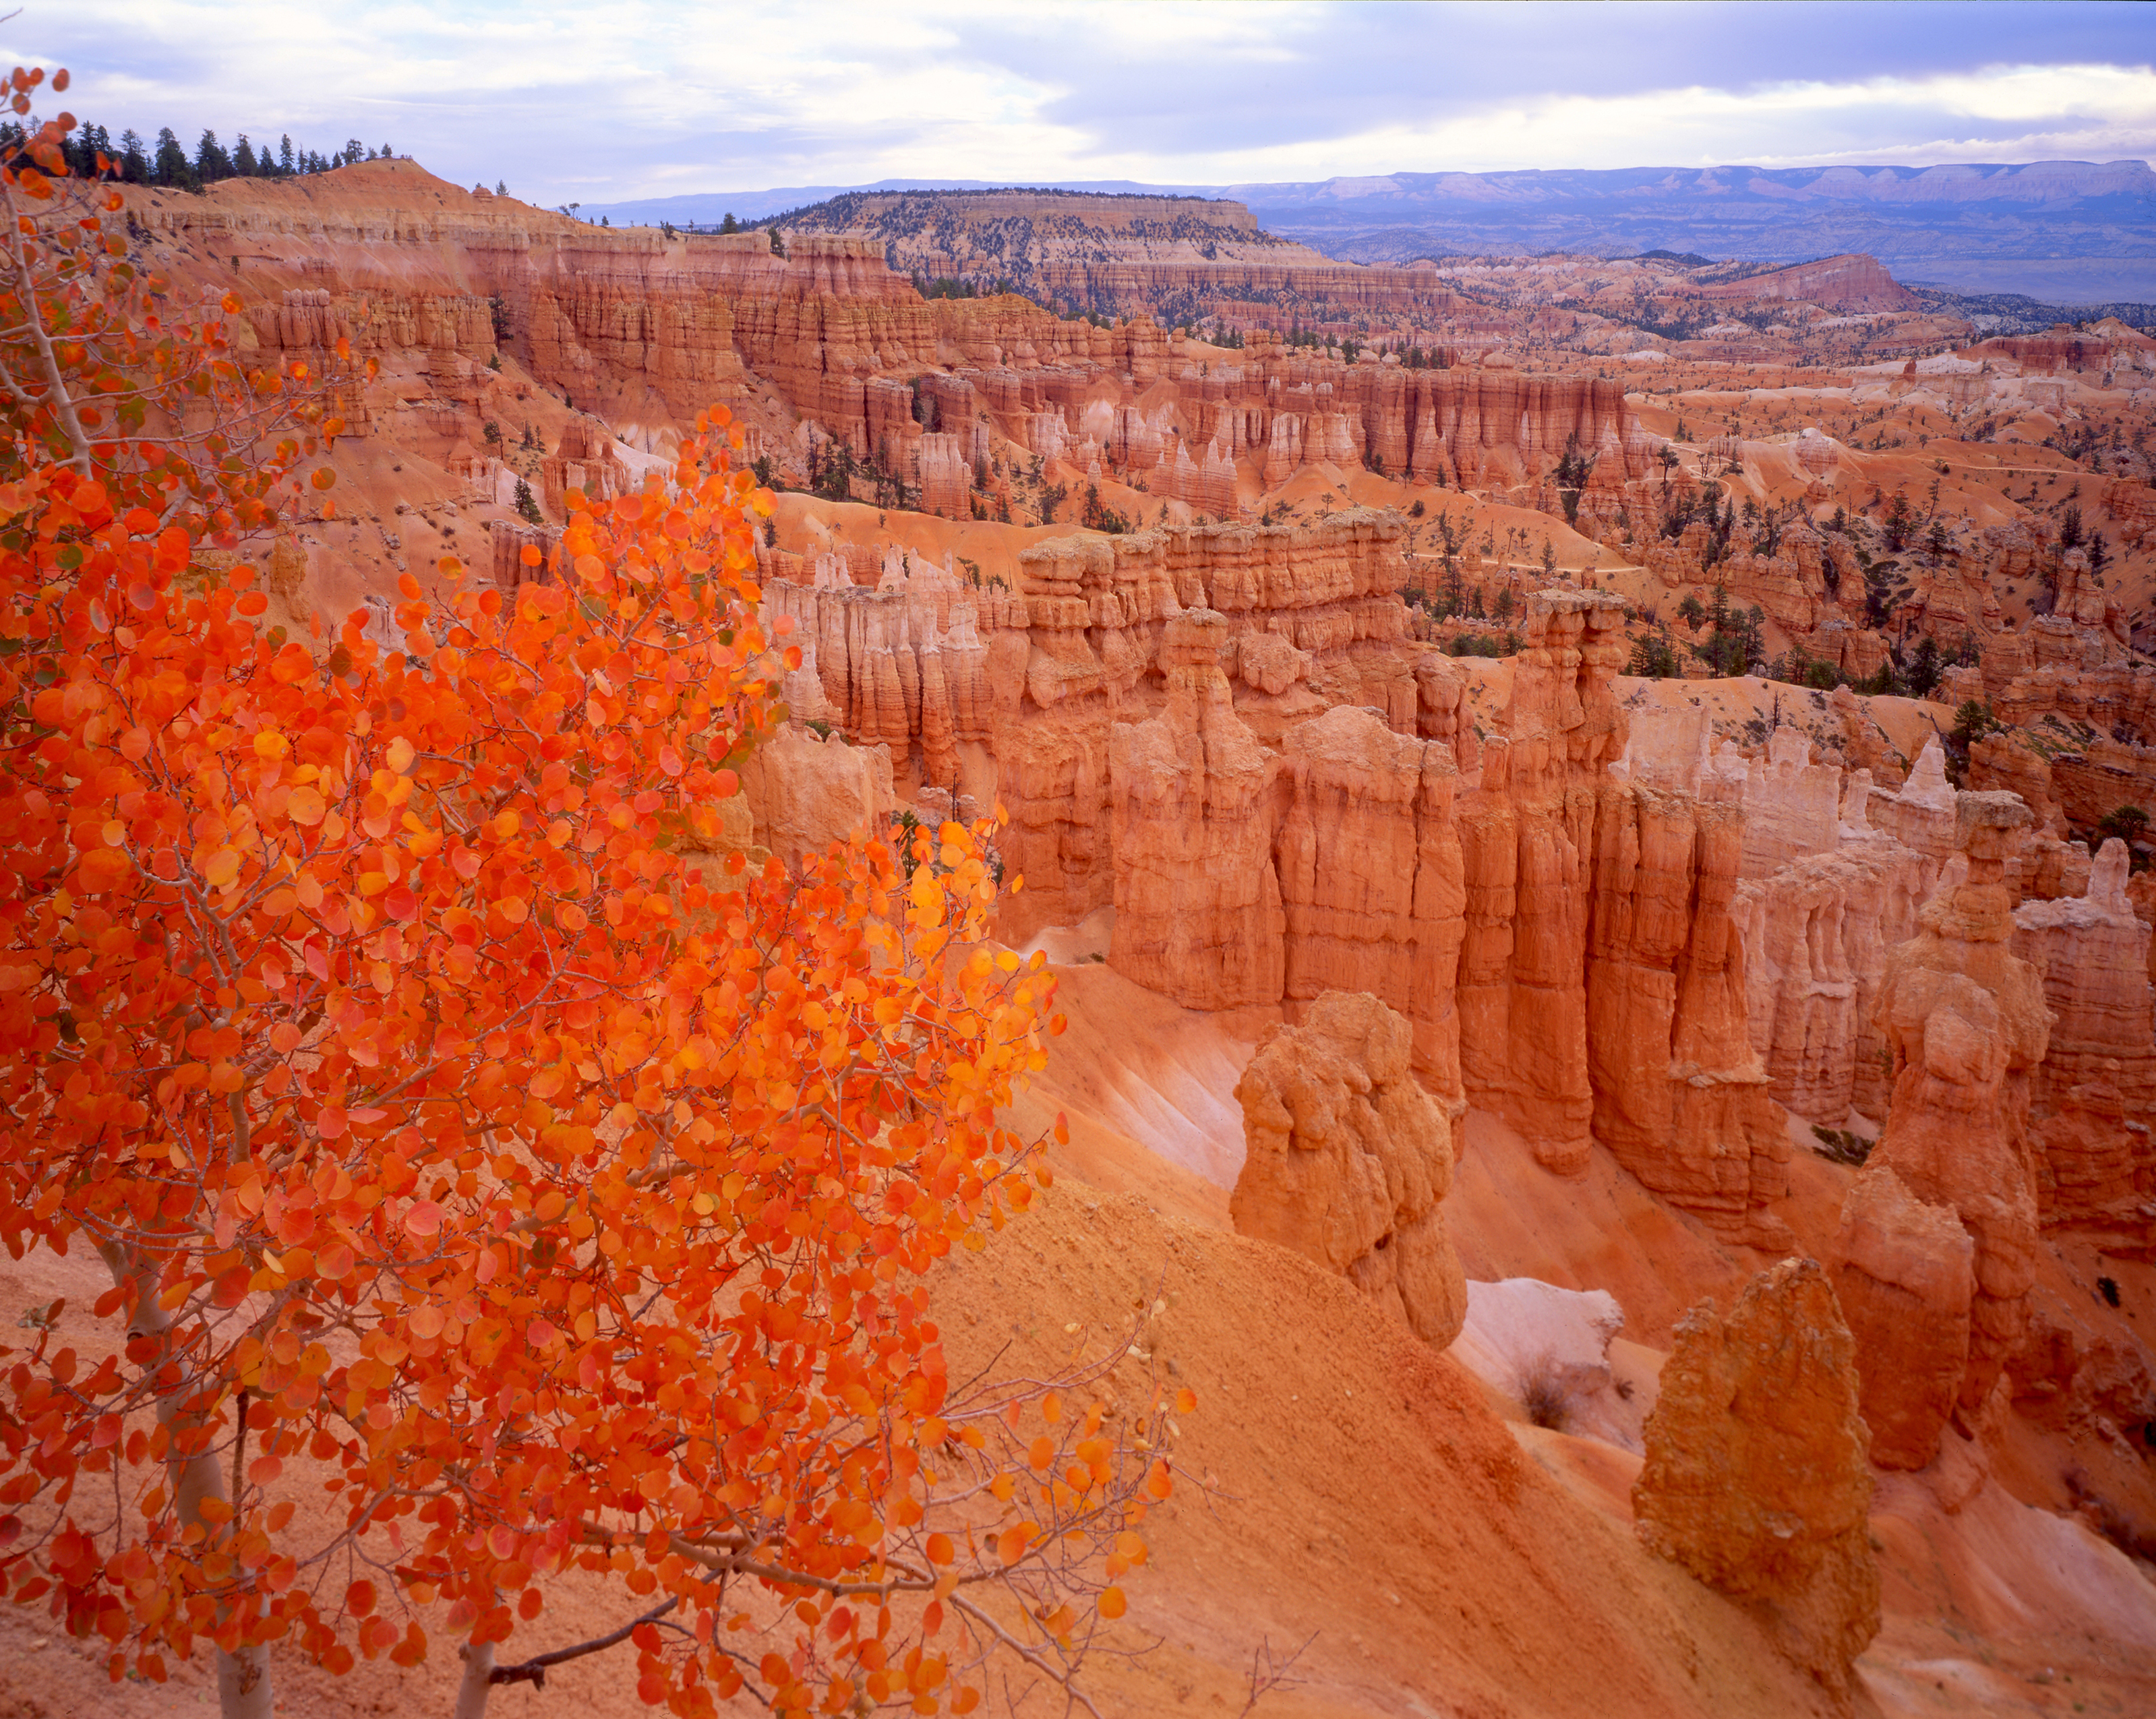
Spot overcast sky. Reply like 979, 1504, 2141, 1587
9, 1, 2153, 204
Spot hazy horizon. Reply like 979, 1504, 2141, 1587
7, 1, 2153, 209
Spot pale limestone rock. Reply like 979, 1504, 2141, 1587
1734, 835, 1932, 1127
736, 723, 897, 868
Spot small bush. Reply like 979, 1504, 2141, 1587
1810, 1124, 1874, 1168
1516, 1353, 1573, 1432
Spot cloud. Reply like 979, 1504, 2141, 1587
3, 1, 2151, 204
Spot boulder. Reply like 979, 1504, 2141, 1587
1230, 990, 1466, 1350
1634, 1258, 1880, 1706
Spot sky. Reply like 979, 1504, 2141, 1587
6, 1, 2154, 206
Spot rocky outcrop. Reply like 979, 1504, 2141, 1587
1456, 591, 1629, 1175
1584, 781, 1792, 1246
1834, 1164, 1977, 1467
1729, 728, 1845, 878
1735, 835, 1932, 1127
2012, 839, 2156, 1225
781, 187, 1469, 329
1867, 735, 1958, 864
1108, 610, 1284, 1007
735, 724, 899, 868
1633, 1258, 1880, 1706
1230, 990, 1467, 1350
1694, 251, 1920, 312
1273, 707, 1468, 1098
1960, 615, 2156, 750
1836, 792, 2052, 1468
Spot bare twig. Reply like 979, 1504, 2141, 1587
1239, 1632, 1317, 1717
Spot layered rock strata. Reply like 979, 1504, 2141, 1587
165, 164, 1665, 526
1108, 610, 1284, 1008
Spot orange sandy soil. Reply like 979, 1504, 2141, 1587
7, 951, 2156, 1719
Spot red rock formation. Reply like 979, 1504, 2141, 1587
1969, 729, 2065, 835
1694, 252, 1919, 313
1584, 782, 1791, 1245
2012, 839, 2156, 1224
1457, 590, 1629, 1174
487, 518, 556, 591
1634, 1257, 1880, 1706
1412, 654, 1483, 774
1836, 1162, 1977, 1468
915, 432, 973, 520
1272, 706, 1468, 1100
734, 723, 898, 868
539, 416, 634, 516
1735, 833, 1931, 1127
1107, 609, 1283, 1006
1231, 990, 1467, 1350
1836, 792, 2052, 1468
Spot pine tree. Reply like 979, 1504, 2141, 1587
118, 128, 149, 183
514, 478, 543, 525
280, 133, 295, 174
495, 179, 507, 195
233, 133, 258, 176
194, 129, 233, 182
63, 121, 111, 177
719, 210, 738, 234
152, 126, 196, 189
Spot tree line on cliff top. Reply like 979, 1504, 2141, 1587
0, 65, 1182, 1719
6, 121, 404, 191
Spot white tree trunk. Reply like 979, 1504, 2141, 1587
98, 1242, 273, 1719
454, 1639, 497, 1719
215, 1641, 274, 1719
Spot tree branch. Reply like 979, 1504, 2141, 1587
488, 1596, 680, 1689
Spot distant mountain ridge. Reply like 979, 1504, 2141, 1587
1223, 161, 2155, 302
580, 159, 2156, 303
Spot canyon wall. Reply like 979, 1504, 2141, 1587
766, 529, 2154, 1261
146, 164, 1656, 530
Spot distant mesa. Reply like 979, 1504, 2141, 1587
585, 159, 2156, 305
